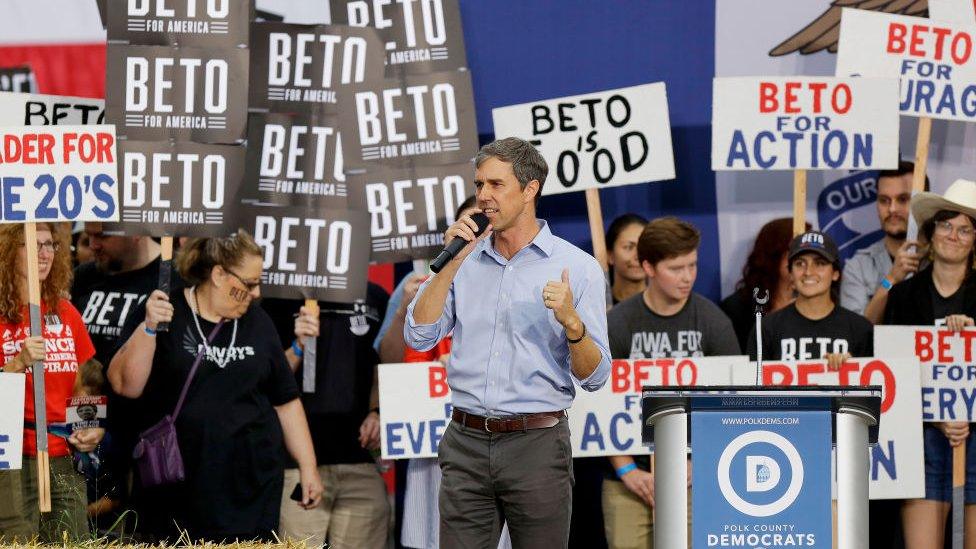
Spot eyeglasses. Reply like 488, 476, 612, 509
934, 220, 975, 240
22, 241, 61, 254
224, 267, 261, 291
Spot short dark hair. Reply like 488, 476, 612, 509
475, 137, 548, 206
638, 217, 700, 266
455, 195, 477, 219
606, 213, 648, 252
878, 160, 928, 192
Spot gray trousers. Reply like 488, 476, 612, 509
438, 416, 574, 549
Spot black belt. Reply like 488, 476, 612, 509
451, 409, 565, 433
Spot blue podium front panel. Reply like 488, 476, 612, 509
691, 410, 831, 549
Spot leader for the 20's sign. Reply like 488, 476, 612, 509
0, 126, 119, 223
492, 82, 675, 195
106, 44, 249, 142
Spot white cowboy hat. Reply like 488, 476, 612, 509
911, 179, 976, 227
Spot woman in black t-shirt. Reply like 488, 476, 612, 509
884, 180, 976, 549
107, 231, 322, 542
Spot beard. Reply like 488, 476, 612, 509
885, 229, 907, 240
95, 255, 124, 274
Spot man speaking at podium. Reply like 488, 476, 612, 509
405, 137, 611, 548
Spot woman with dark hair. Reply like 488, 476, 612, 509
885, 179, 976, 549
0, 222, 102, 541
721, 218, 809, 352
605, 213, 648, 305
108, 230, 322, 542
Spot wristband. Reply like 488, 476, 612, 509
880, 277, 893, 291
144, 325, 157, 337
291, 339, 304, 358
616, 463, 637, 478
567, 323, 586, 344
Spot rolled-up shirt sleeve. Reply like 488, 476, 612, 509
574, 261, 612, 391
840, 257, 870, 315
404, 277, 456, 352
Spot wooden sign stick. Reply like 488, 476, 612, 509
302, 299, 319, 393
24, 223, 51, 512
793, 170, 807, 237
585, 188, 609, 271
156, 236, 174, 332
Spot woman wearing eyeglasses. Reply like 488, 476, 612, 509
0, 222, 102, 541
107, 231, 322, 543
885, 179, 976, 549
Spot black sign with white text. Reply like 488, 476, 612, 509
239, 204, 370, 303
107, 0, 251, 47
0, 66, 37, 93
333, 0, 467, 75
339, 70, 477, 169
105, 44, 249, 142
106, 140, 245, 236
350, 162, 471, 263
249, 22, 384, 113
244, 111, 354, 207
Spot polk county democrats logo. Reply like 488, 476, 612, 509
718, 430, 804, 517
817, 170, 882, 263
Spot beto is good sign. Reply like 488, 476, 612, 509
712, 76, 900, 171
492, 82, 675, 195
105, 44, 248, 142
113, 140, 245, 236
244, 205, 370, 303
340, 70, 478, 169
0, 125, 119, 223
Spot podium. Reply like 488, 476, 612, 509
642, 386, 881, 549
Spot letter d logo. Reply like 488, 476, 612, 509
746, 455, 780, 492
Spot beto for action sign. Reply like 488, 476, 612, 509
712, 76, 900, 171
0, 125, 119, 223
492, 82, 675, 195
692, 409, 831, 549
836, 8, 976, 121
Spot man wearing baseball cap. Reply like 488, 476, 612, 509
748, 230, 873, 369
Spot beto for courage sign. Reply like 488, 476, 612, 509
712, 76, 900, 171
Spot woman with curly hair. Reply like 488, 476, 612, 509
0, 222, 101, 542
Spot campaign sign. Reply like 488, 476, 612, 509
745, 358, 924, 500
929, 0, 976, 26
378, 356, 750, 460
107, 0, 251, 47
243, 112, 348, 207
712, 76, 900, 171
249, 22, 385, 113
0, 67, 36, 93
836, 9, 976, 122
243, 204, 370, 303
339, 70, 478, 169
350, 162, 471, 263
333, 0, 468, 75
105, 44, 249, 142
0, 373, 25, 470
0, 93, 104, 126
492, 83, 675, 195
692, 410, 831, 549
64, 395, 107, 431
877, 325, 976, 421
108, 140, 245, 236
0, 125, 119, 223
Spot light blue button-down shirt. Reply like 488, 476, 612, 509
404, 220, 611, 416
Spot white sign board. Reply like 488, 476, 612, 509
836, 8, 976, 122
0, 373, 25, 470
491, 82, 675, 195
378, 357, 748, 459
712, 76, 900, 170
736, 357, 924, 500
929, 0, 976, 25
0, 125, 120, 222
0, 92, 104, 126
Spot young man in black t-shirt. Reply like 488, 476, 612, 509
263, 284, 390, 549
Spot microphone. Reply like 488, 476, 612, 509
430, 213, 490, 273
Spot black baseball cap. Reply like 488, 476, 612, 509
788, 230, 839, 266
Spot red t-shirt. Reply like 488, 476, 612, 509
0, 300, 95, 457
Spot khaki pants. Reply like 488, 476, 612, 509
279, 463, 389, 549
602, 479, 692, 549
0, 456, 88, 543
